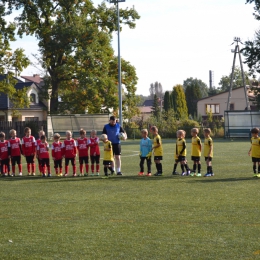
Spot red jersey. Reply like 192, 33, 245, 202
37, 142, 50, 159
89, 137, 100, 156
8, 138, 21, 156
51, 141, 63, 160
0, 140, 9, 160
76, 137, 89, 157
62, 139, 77, 158
22, 135, 36, 156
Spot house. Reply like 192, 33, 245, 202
133, 99, 163, 122
197, 86, 255, 119
0, 74, 48, 121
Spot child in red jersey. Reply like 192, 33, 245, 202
22, 127, 36, 176
8, 129, 22, 176
0, 132, 10, 176
62, 130, 77, 177
51, 133, 63, 177
37, 135, 51, 177
76, 129, 90, 176
36, 130, 45, 176
89, 130, 100, 176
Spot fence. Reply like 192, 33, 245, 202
0, 121, 47, 138
224, 110, 260, 138
47, 114, 110, 139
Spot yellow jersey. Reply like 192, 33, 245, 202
191, 136, 201, 157
176, 138, 186, 156
204, 137, 213, 157
103, 140, 114, 161
153, 134, 163, 156
250, 137, 260, 158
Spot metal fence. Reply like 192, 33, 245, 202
224, 110, 260, 138
0, 121, 47, 138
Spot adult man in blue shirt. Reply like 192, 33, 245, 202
102, 116, 125, 175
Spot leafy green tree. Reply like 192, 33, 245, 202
3, 0, 140, 114
183, 77, 208, 98
151, 94, 160, 120
185, 82, 202, 117
0, 4, 30, 109
163, 91, 171, 112
218, 67, 251, 92
171, 84, 188, 120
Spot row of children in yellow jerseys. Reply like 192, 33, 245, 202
138, 126, 214, 177
0, 127, 102, 177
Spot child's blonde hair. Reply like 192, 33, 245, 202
141, 129, 148, 134
66, 130, 72, 136
150, 126, 158, 133
91, 130, 97, 134
9, 129, 16, 135
191, 128, 199, 134
53, 133, 60, 139
100, 134, 107, 141
39, 130, 45, 136
24, 127, 31, 133
204, 128, 211, 134
79, 128, 86, 135
177, 130, 186, 137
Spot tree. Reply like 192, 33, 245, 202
149, 81, 163, 100
218, 67, 251, 92
163, 91, 171, 112
151, 94, 160, 120
185, 82, 202, 117
183, 78, 208, 98
3, 0, 140, 114
171, 84, 188, 120
0, 4, 30, 110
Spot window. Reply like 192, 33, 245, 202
25, 117, 39, 122
206, 104, 220, 114
229, 103, 234, 111
30, 93, 36, 103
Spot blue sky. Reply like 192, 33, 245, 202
9, 0, 260, 96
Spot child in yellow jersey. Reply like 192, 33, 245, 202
248, 128, 260, 177
100, 134, 114, 177
173, 130, 191, 176
203, 128, 214, 177
190, 128, 202, 177
150, 126, 163, 176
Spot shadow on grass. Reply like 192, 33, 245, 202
0, 175, 258, 183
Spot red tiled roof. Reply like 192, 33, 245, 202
21, 74, 43, 84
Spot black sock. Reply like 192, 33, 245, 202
253, 165, 256, 173
198, 164, 201, 173
184, 164, 190, 171
258, 165, 260, 173
173, 163, 177, 172
104, 167, 108, 174
207, 166, 210, 173
108, 167, 113, 173
159, 163, 163, 173
181, 164, 184, 172
193, 164, 196, 172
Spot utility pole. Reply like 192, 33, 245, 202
106, 0, 125, 125
227, 37, 250, 111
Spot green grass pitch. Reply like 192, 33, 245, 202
1, 139, 260, 260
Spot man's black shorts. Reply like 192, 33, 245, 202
112, 144, 121, 156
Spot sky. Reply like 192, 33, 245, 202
9, 0, 260, 96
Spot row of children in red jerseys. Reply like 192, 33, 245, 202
0, 127, 100, 177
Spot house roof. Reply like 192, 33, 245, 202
142, 99, 163, 106
0, 76, 46, 110
197, 86, 250, 101
138, 106, 152, 113
21, 74, 43, 84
